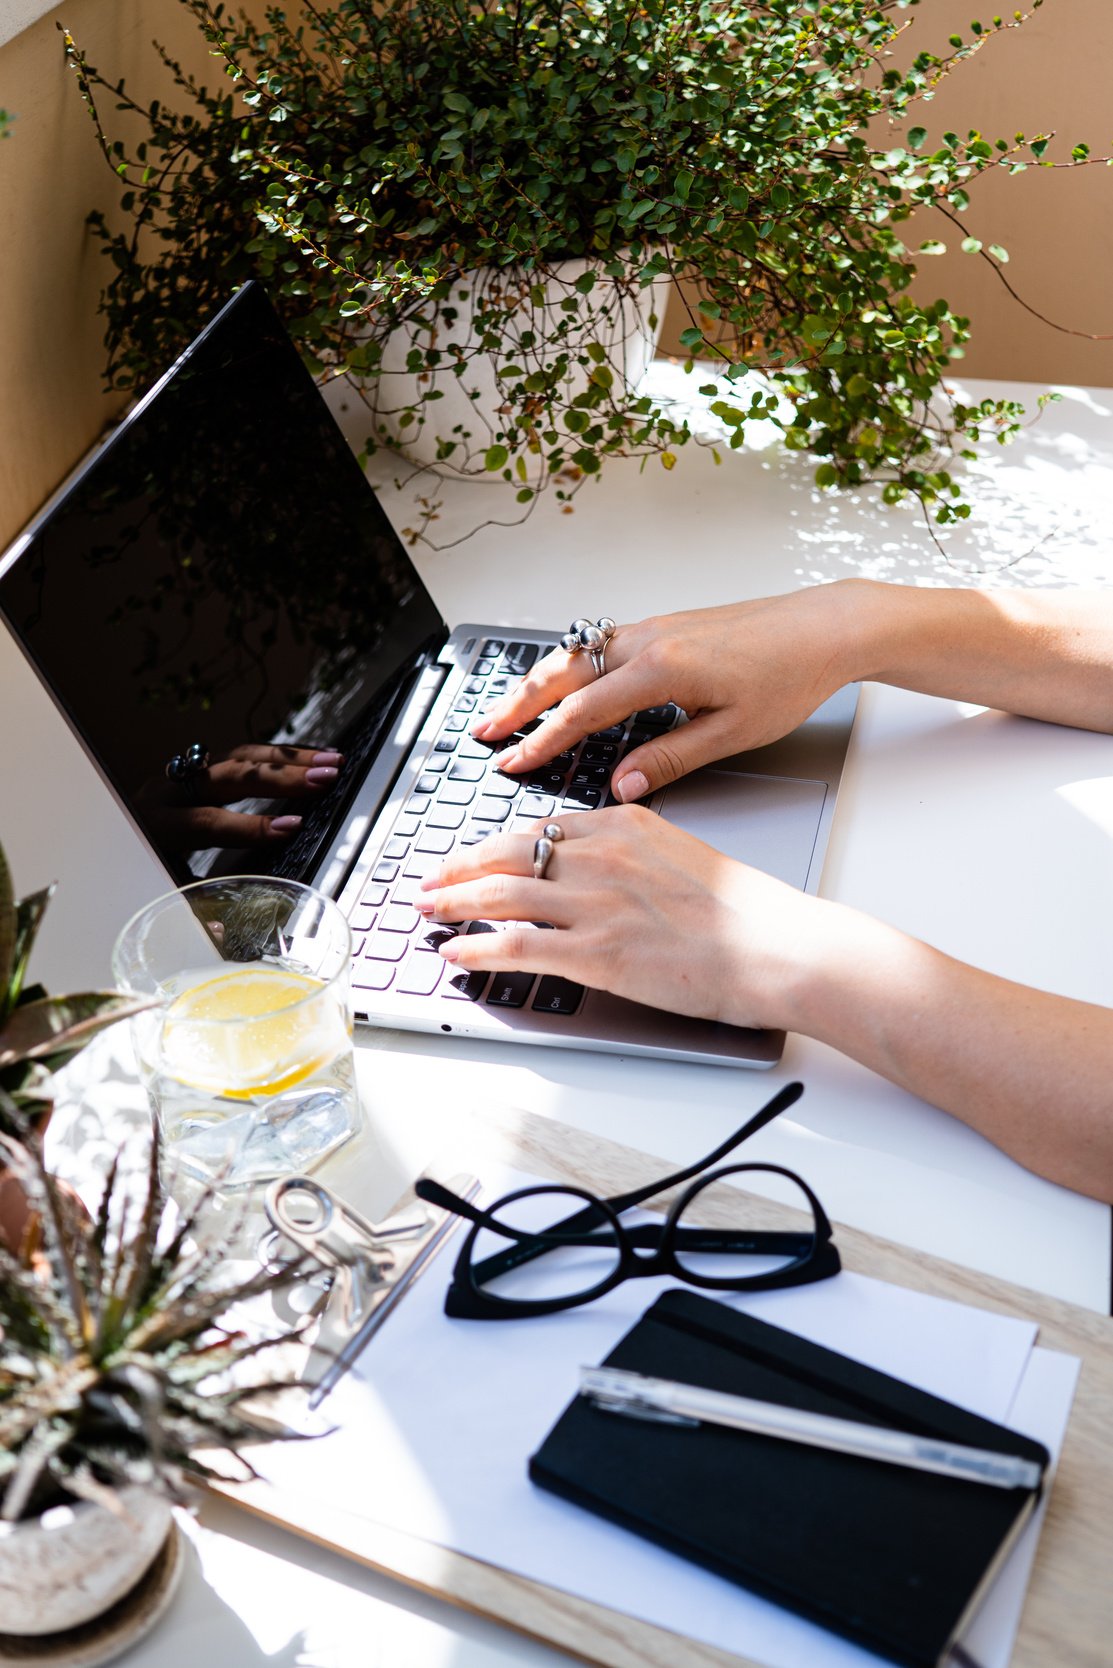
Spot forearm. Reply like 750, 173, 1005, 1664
837, 580, 1113, 734
773, 897, 1113, 1201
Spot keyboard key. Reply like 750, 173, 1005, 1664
372, 860, 400, 883
483, 775, 520, 800
394, 815, 421, 839
571, 764, 609, 787
416, 828, 455, 854
460, 829, 488, 845
396, 952, 444, 996
454, 694, 477, 713
636, 703, 680, 726
438, 780, 477, 806
351, 961, 395, 992
487, 676, 511, 696
500, 642, 538, 676
427, 804, 467, 830
517, 792, 555, 818
391, 877, 425, 907
404, 852, 440, 879
486, 971, 535, 1009
473, 797, 511, 823
361, 883, 389, 907
466, 920, 497, 935
414, 774, 439, 794
444, 969, 490, 1001
588, 726, 626, 744
532, 976, 585, 1015
449, 759, 486, 782
531, 771, 568, 795
481, 638, 505, 657
434, 737, 458, 754
581, 742, 617, 765
563, 788, 602, 810
350, 905, 377, 934
424, 754, 450, 773
466, 677, 487, 695
383, 837, 410, 861
443, 714, 468, 733
364, 930, 409, 963
423, 926, 459, 951
404, 797, 429, 818
380, 903, 420, 934
458, 736, 499, 760
473, 657, 496, 676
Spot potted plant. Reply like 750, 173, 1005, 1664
0, 1128, 310, 1640
0, 837, 151, 1254
64, 1, 1104, 539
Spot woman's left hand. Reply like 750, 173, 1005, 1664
418, 805, 812, 1031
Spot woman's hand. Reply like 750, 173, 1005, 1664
418, 805, 813, 1031
472, 587, 863, 802
137, 743, 345, 850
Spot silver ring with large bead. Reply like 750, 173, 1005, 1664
560, 616, 616, 679
533, 836, 556, 880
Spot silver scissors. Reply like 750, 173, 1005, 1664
262, 1171, 478, 1407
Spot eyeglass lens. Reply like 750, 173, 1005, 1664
471, 1188, 623, 1304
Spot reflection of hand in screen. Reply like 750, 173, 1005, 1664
137, 744, 345, 850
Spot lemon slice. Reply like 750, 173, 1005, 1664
161, 966, 337, 1098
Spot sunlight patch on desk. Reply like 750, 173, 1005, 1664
1054, 777, 1113, 840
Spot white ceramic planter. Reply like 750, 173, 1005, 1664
321, 258, 669, 478
0, 1484, 172, 1635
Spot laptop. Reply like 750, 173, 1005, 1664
0, 282, 857, 1068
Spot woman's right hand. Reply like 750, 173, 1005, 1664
474, 584, 864, 802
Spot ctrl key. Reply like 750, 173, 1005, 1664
531, 976, 585, 1016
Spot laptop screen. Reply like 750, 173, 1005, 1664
0, 284, 446, 888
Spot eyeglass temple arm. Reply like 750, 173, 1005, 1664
604, 1080, 804, 1214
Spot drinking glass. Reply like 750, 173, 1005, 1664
113, 876, 360, 1185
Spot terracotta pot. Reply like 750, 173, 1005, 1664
0, 1485, 173, 1636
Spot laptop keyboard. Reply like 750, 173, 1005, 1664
347, 638, 680, 1019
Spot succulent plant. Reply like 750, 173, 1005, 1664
0, 1128, 311, 1522
0, 838, 152, 1142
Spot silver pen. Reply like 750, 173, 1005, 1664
579, 1367, 1043, 1492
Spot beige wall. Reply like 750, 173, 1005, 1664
662, 0, 1113, 387
0, 0, 231, 550
1, 1, 1110, 554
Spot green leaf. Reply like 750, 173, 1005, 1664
814, 463, 839, 488
484, 444, 509, 472
4, 886, 54, 1022
961, 237, 983, 255
907, 126, 927, 152
987, 243, 1009, 262
678, 326, 704, 350
674, 168, 694, 202
0, 992, 156, 1072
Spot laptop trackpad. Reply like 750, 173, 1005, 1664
656, 771, 827, 890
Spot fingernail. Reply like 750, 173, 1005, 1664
305, 766, 339, 785
419, 873, 440, 892
311, 751, 344, 766
493, 747, 520, 772
416, 899, 436, 916
471, 716, 494, 739
439, 939, 461, 962
269, 815, 303, 832
614, 771, 649, 804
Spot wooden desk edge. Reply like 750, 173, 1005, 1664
216, 1107, 1113, 1668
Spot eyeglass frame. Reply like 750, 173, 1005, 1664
415, 1081, 840, 1320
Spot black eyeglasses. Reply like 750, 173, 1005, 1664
415, 1082, 840, 1320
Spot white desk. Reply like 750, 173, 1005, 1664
2, 370, 1111, 1668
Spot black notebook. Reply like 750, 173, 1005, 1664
529, 1290, 1049, 1668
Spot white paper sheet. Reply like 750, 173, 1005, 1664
259, 1164, 1073, 1668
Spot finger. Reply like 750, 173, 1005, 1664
226, 744, 345, 768
156, 807, 303, 851
610, 711, 742, 803
419, 819, 590, 893
471, 646, 596, 741
201, 758, 342, 804
437, 922, 579, 978
418, 871, 567, 928
486, 658, 669, 776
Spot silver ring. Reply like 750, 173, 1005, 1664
559, 616, 616, 680
533, 821, 563, 879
